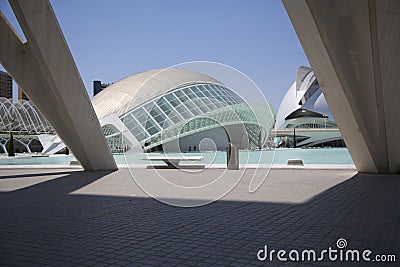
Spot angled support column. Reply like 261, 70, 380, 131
0, 0, 117, 171
283, 0, 400, 173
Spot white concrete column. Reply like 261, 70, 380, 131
0, 0, 117, 170
283, 0, 400, 173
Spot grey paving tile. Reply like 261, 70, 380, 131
0, 169, 398, 266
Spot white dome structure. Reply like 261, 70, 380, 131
91, 68, 275, 153
92, 68, 222, 119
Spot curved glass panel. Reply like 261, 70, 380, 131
111, 82, 274, 152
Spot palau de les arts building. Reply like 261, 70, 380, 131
0, 67, 343, 155
275, 66, 344, 148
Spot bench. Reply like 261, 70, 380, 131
141, 155, 205, 169
287, 159, 304, 166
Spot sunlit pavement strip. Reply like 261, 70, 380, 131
0, 164, 357, 169
118, 164, 357, 169
0, 168, 398, 266
0, 164, 83, 169
271, 164, 356, 169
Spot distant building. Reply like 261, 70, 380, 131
18, 86, 29, 101
0, 71, 13, 99
274, 66, 344, 148
93, 80, 111, 96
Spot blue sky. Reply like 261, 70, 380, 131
0, 0, 309, 111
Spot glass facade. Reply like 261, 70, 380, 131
102, 82, 274, 152
0, 79, 274, 154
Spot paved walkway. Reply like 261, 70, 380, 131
0, 168, 399, 266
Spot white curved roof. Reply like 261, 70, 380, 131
275, 66, 332, 128
92, 68, 222, 119
276, 81, 299, 129
0, 97, 53, 134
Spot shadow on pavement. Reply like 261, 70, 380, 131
0, 171, 399, 266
